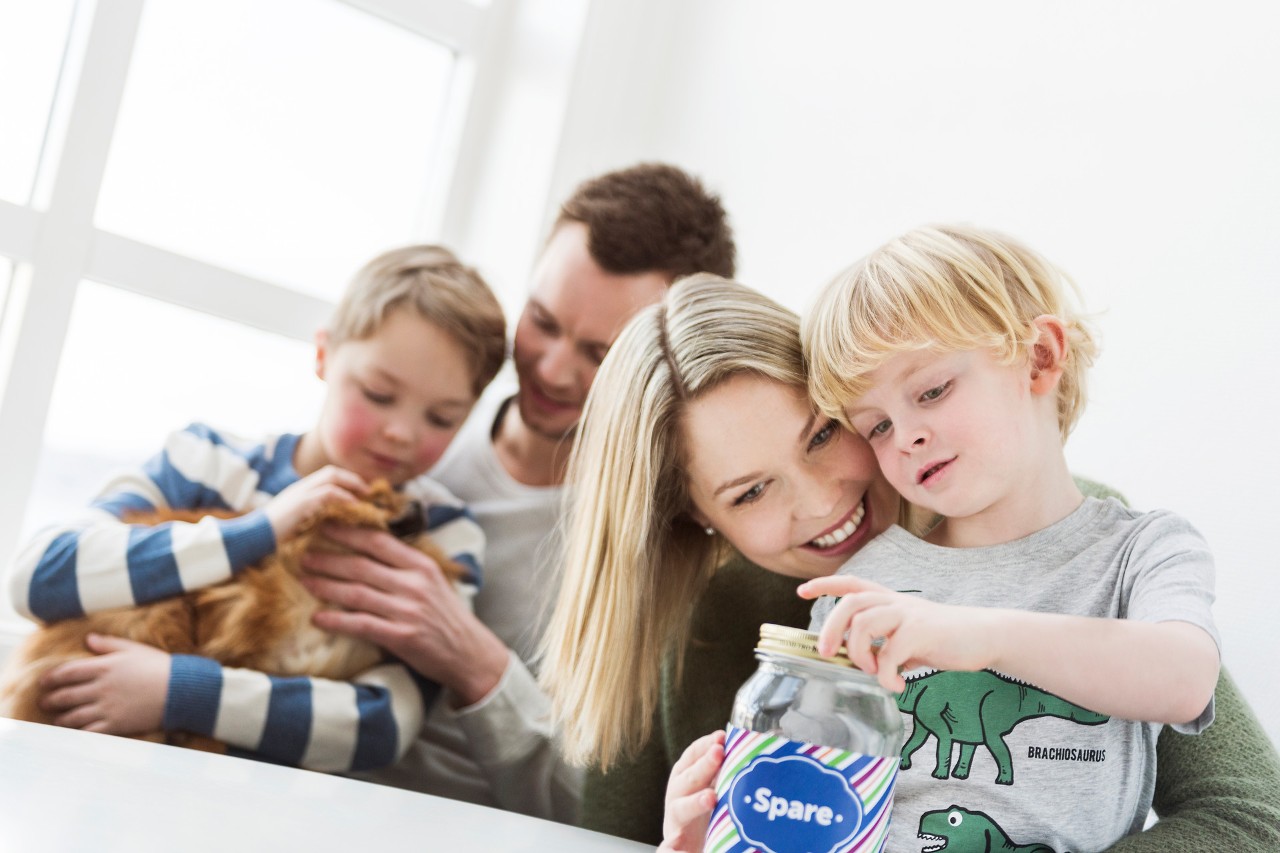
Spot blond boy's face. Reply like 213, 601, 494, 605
845, 348, 1046, 525
313, 308, 476, 486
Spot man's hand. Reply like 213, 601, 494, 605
301, 525, 510, 707
38, 634, 171, 735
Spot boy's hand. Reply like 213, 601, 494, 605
38, 634, 171, 736
265, 465, 368, 542
659, 730, 725, 852
798, 575, 1000, 692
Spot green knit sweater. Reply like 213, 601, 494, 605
584, 560, 1280, 850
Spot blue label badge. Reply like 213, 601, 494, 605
727, 754, 863, 853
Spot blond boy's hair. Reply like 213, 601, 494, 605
328, 245, 507, 397
803, 224, 1098, 440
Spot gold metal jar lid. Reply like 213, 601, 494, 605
757, 623, 858, 669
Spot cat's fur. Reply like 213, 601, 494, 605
0, 481, 465, 749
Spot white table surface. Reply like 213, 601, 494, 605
0, 718, 653, 852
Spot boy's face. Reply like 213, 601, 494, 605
511, 221, 670, 440
845, 348, 1047, 523
313, 308, 476, 486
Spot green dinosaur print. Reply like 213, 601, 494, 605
918, 805, 1060, 853
896, 670, 1107, 785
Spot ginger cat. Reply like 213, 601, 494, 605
0, 480, 465, 749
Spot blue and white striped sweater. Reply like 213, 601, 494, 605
9, 422, 485, 773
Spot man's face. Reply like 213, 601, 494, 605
512, 221, 670, 440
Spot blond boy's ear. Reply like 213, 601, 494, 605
1029, 314, 1069, 395
314, 329, 330, 381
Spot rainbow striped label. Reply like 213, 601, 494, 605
703, 725, 896, 853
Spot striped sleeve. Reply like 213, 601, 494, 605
405, 475, 485, 590
167, 478, 487, 774
8, 424, 291, 622
163, 657, 425, 773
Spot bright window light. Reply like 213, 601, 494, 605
95, 0, 456, 300
26, 280, 325, 537
0, 256, 11, 316
0, 0, 77, 205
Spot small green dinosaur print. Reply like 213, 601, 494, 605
896, 670, 1107, 784
918, 805, 1060, 853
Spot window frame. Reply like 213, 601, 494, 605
0, 0, 510, 621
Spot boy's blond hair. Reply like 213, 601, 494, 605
803, 224, 1098, 440
329, 245, 507, 397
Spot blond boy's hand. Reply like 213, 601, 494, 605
37, 634, 171, 735
659, 730, 725, 852
798, 575, 1001, 693
265, 465, 368, 542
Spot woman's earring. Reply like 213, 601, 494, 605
704, 526, 715, 536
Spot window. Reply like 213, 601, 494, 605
0, 0, 513, 624
95, 0, 457, 298
0, 257, 11, 317
25, 281, 323, 540
0, 1, 77, 206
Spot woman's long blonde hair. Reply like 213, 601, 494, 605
540, 275, 808, 770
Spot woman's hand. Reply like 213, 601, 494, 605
658, 730, 725, 852
798, 575, 999, 692
38, 634, 171, 735
301, 525, 509, 707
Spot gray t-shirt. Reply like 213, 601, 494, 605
808, 497, 1218, 853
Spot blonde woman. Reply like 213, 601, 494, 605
541, 275, 1280, 852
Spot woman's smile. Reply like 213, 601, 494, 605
804, 493, 870, 554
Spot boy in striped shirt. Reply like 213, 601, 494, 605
8, 245, 506, 773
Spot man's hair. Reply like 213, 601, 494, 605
803, 224, 1098, 439
328, 245, 507, 398
555, 162, 736, 281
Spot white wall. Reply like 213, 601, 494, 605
553, 0, 1280, 744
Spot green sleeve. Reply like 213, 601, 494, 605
1104, 668, 1280, 851
1076, 478, 1280, 846
1074, 474, 1127, 504
581, 720, 667, 845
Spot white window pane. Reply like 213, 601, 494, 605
95, 0, 456, 300
0, 256, 11, 315
0, 0, 77, 205
26, 281, 324, 537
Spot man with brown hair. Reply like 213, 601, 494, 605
303, 162, 735, 821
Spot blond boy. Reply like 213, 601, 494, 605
9, 245, 505, 772
801, 225, 1219, 852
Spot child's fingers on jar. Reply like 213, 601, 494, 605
797, 574, 887, 600
818, 592, 875, 655
847, 604, 902, 672
816, 617, 851, 658
873, 640, 913, 693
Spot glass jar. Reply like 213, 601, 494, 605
704, 624, 903, 853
